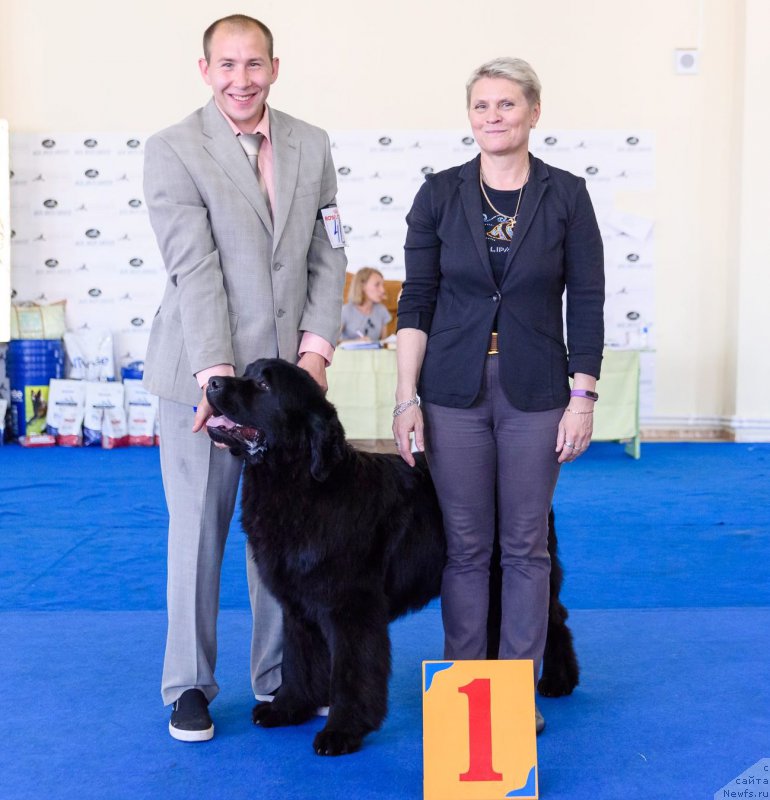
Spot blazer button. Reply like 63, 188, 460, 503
492, 291, 501, 302
276, 309, 285, 318
273, 262, 283, 271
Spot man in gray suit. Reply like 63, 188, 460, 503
143, 14, 347, 742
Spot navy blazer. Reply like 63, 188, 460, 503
397, 154, 605, 411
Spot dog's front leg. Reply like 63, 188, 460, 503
252, 609, 328, 728
312, 595, 390, 756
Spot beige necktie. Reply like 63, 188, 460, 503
239, 133, 272, 217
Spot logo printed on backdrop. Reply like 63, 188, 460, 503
626, 311, 640, 321
585, 166, 599, 175
88, 288, 102, 298
85, 229, 101, 239
8, 128, 655, 412
380, 255, 394, 264
43, 199, 58, 209
131, 318, 145, 327
626, 253, 640, 262
127, 199, 142, 208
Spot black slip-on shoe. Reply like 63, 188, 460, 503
536, 705, 546, 735
169, 689, 214, 742
254, 689, 329, 717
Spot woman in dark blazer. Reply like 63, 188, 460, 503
393, 57, 604, 734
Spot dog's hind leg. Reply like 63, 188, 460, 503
253, 610, 329, 728
312, 594, 391, 756
537, 510, 580, 697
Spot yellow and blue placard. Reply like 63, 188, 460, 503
423, 660, 538, 800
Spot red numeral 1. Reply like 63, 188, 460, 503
458, 678, 503, 782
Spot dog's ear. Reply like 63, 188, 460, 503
307, 410, 346, 482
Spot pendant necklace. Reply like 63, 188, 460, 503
480, 160, 531, 228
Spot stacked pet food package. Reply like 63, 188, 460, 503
44, 330, 159, 448
5, 301, 67, 447
5, 303, 160, 449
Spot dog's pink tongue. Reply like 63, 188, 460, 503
206, 415, 237, 430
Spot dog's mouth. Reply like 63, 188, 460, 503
206, 414, 267, 460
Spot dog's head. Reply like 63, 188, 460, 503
206, 358, 347, 481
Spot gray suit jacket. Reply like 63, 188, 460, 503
143, 99, 347, 405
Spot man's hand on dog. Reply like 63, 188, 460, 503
297, 352, 328, 393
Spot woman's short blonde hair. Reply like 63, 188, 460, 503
466, 57, 542, 109
347, 267, 384, 305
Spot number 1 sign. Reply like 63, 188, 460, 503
423, 660, 538, 800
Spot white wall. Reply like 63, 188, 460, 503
1, 0, 766, 437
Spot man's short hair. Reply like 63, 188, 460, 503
203, 15, 274, 62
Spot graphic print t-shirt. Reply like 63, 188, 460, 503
482, 184, 523, 285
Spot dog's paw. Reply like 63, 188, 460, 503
537, 666, 579, 697
313, 728, 364, 756
252, 701, 313, 728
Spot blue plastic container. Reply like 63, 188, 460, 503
7, 339, 65, 438
121, 361, 145, 381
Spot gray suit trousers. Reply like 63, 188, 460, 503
159, 398, 283, 706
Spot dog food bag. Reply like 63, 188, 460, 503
123, 379, 157, 446
20, 433, 56, 447
0, 397, 7, 445
102, 403, 129, 449
46, 379, 87, 446
83, 381, 125, 447
64, 330, 116, 381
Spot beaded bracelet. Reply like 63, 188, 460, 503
393, 396, 420, 418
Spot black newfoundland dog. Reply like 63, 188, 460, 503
206, 358, 578, 756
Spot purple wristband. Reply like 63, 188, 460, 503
570, 389, 599, 401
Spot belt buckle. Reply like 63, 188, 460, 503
488, 331, 499, 355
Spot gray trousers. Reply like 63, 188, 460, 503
423, 356, 563, 682
159, 398, 283, 706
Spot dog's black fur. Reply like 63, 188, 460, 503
207, 358, 578, 755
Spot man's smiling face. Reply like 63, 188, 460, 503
199, 24, 279, 133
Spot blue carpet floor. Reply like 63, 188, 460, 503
1, 442, 769, 799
